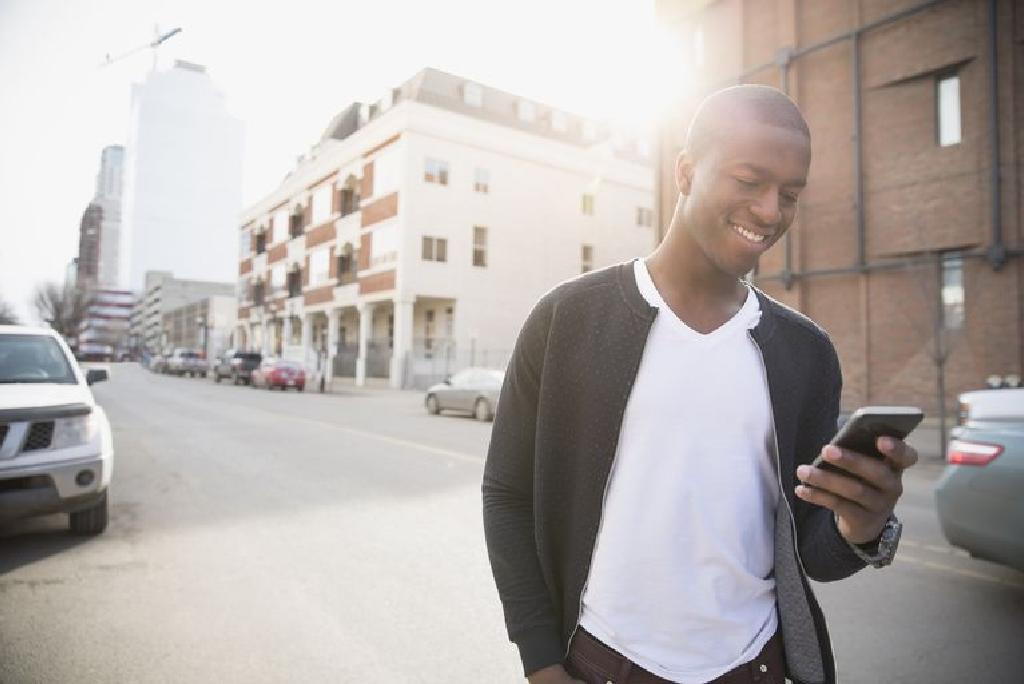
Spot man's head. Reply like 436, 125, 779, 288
672, 84, 811, 279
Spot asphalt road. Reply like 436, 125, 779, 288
1, 365, 1021, 683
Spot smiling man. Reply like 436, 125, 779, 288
482, 85, 918, 684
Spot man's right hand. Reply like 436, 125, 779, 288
527, 664, 584, 684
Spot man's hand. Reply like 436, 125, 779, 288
527, 664, 584, 684
795, 436, 918, 544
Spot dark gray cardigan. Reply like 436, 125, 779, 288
482, 262, 867, 684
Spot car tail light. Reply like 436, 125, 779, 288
947, 439, 1003, 466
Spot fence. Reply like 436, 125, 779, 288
403, 339, 512, 390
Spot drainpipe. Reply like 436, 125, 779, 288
853, 31, 866, 270
986, 0, 1006, 270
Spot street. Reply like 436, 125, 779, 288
1, 365, 1022, 683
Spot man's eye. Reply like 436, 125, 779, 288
781, 193, 799, 204
735, 177, 758, 187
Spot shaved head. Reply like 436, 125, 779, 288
684, 85, 810, 163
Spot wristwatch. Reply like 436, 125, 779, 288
847, 514, 902, 568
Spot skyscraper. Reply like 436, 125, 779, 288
120, 60, 243, 292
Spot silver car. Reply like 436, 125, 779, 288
935, 387, 1024, 572
425, 367, 503, 421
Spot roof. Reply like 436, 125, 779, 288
0, 325, 59, 336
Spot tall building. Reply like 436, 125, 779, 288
76, 204, 103, 289
238, 67, 655, 389
121, 60, 243, 292
654, 0, 1022, 422
94, 145, 124, 288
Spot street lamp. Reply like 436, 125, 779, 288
196, 313, 208, 361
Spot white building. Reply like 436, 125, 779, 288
237, 68, 655, 389
94, 145, 124, 288
121, 60, 243, 292
131, 271, 235, 356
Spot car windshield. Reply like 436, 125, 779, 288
0, 334, 77, 384
236, 353, 261, 362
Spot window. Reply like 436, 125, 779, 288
339, 186, 358, 216
551, 111, 568, 133
472, 226, 487, 267
289, 209, 304, 238
941, 253, 965, 330
310, 248, 330, 285
274, 209, 290, 243
581, 194, 595, 216
581, 244, 594, 273
255, 231, 267, 254
311, 184, 333, 225
474, 168, 489, 194
517, 100, 536, 123
252, 281, 265, 305
421, 236, 448, 262
287, 268, 302, 298
463, 82, 483, 107
636, 207, 654, 227
937, 74, 962, 147
424, 158, 449, 185
337, 244, 357, 285
271, 264, 285, 295
371, 222, 399, 267
424, 309, 435, 351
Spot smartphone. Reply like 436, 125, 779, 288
812, 406, 924, 475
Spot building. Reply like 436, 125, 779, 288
77, 289, 133, 361
131, 271, 234, 355
160, 295, 237, 359
237, 67, 655, 388
76, 204, 103, 289
121, 60, 243, 291
654, 0, 1023, 427
94, 145, 124, 288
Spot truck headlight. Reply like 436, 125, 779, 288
51, 413, 99, 450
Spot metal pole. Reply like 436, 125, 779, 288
935, 254, 948, 461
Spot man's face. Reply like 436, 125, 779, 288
677, 119, 811, 279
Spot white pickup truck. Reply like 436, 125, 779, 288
0, 325, 113, 534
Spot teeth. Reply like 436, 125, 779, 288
733, 225, 766, 243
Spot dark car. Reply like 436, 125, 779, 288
424, 367, 503, 421
935, 387, 1024, 572
213, 350, 263, 385
251, 358, 305, 391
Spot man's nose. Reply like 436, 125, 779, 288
750, 188, 782, 226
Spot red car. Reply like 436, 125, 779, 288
251, 358, 306, 391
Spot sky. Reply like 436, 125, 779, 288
0, 0, 691, 324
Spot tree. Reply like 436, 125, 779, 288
0, 295, 18, 324
33, 282, 86, 339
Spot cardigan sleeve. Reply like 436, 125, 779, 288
482, 296, 564, 675
793, 340, 868, 581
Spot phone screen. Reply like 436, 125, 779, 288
811, 406, 924, 475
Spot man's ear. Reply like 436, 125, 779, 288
675, 151, 695, 196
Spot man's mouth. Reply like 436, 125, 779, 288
732, 224, 770, 244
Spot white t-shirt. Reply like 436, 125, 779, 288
578, 259, 780, 684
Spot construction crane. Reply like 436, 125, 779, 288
99, 26, 183, 70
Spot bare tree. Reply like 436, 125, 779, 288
33, 282, 87, 339
0, 295, 18, 324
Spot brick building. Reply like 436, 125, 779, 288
654, 0, 1023, 426
238, 67, 655, 389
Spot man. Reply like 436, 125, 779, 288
482, 85, 917, 684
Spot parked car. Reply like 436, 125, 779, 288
148, 354, 168, 374
935, 387, 1024, 572
165, 348, 203, 377
424, 367, 503, 421
251, 358, 306, 391
0, 325, 113, 534
212, 350, 263, 385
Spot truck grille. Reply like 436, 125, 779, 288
0, 424, 7, 448
24, 421, 54, 451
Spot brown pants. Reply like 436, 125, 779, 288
565, 628, 787, 684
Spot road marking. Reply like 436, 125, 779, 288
244, 403, 483, 465
895, 553, 1024, 589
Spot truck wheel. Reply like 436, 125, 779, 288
69, 492, 108, 535
426, 395, 440, 415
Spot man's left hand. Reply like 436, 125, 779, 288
795, 437, 919, 545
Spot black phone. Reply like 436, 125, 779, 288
811, 406, 924, 475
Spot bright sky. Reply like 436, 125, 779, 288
0, 0, 691, 324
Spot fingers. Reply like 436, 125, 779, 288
796, 462, 890, 514
877, 436, 919, 471
807, 446, 901, 499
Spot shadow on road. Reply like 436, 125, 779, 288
0, 517, 91, 574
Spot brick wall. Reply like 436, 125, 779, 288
361, 192, 399, 227
305, 221, 336, 248
358, 269, 396, 295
